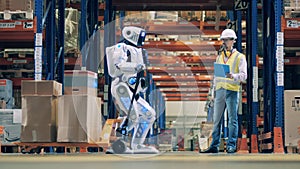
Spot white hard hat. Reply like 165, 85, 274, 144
220, 29, 237, 39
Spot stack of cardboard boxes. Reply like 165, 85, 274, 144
57, 70, 102, 143
20, 70, 102, 143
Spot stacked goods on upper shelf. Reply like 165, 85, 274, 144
284, 0, 300, 18
0, 0, 33, 11
0, 0, 33, 20
56, 8, 80, 55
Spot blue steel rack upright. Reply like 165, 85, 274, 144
57, 0, 66, 87
34, 0, 65, 88
246, 0, 259, 153
35, 0, 100, 90
262, 0, 285, 153
104, 0, 116, 119
80, 0, 100, 72
34, 0, 43, 81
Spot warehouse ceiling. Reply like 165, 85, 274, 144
112, 0, 234, 11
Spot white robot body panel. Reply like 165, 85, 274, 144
106, 43, 145, 78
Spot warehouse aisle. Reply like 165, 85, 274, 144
0, 152, 299, 169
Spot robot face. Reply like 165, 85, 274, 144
122, 26, 146, 47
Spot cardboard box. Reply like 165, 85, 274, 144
64, 70, 98, 96
21, 96, 57, 142
21, 80, 62, 96
284, 90, 300, 147
57, 95, 102, 143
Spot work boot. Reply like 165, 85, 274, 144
200, 147, 219, 153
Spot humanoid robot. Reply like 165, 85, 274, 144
105, 26, 158, 154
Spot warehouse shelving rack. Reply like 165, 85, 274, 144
102, 0, 289, 153
260, 0, 285, 153
0, 0, 289, 153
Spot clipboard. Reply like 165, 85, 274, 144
214, 62, 230, 77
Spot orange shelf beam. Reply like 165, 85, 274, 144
165, 97, 207, 101
155, 81, 211, 87
152, 75, 212, 81
159, 88, 209, 93
144, 41, 221, 51
148, 56, 216, 64
162, 93, 208, 97
148, 66, 214, 74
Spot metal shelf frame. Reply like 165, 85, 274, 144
34, 0, 100, 93
246, 0, 259, 137
34, 0, 65, 89
262, 0, 284, 132
262, 0, 285, 152
104, 0, 116, 119
80, 0, 100, 72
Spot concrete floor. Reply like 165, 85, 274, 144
0, 152, 300, 169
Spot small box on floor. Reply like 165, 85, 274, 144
57, 95, 102, 143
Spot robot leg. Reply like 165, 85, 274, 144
111, 79, 139, 130
110, 79, 140, 153
130, 98, 159, 153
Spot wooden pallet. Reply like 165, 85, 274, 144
0, 10, 33, 20
15, 142, 109, 154
13, 119, 123, 154
3, 48, 34, 58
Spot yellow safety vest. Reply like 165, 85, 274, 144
215, 50, 243, 92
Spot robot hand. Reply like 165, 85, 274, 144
135, 64, 145, 72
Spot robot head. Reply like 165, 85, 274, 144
122, 26, 146, 47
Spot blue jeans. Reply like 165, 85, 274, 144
210, 88, 239, 150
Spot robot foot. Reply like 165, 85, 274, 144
108, 139, 159, 154
131, 144, 159, 154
